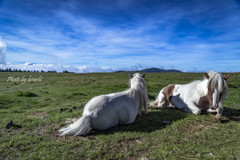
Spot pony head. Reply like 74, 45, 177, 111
129, 73, 145, 78
205, 71, 230, 110
128, 73, 146, 89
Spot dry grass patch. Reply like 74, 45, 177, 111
28, 111, 48, 119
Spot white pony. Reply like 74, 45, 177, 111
150, 71, 230, 119
59, 73, 148, 136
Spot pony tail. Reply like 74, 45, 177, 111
59, 115, 92, 136
143, 90, 148, 113
150, 96, 159, 107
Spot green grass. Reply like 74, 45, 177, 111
0, 72, 240, 159
16, 91, 38, 97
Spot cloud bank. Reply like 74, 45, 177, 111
0, 38, 6, 64
0, 63, 115, 73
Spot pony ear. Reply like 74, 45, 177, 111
224, 74, 231, 80
204, 73, 210, 79
142, 74, 145, 78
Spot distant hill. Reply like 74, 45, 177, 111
116, 67, 181, 73
139, 67, 181, 73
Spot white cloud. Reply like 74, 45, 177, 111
0, 63, 114, 73
0, 38, 7, 64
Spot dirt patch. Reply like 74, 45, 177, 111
0, 128, 23, 136
59, 106, 83, 112
32, 123, 96, 141
0, 120, 23, 137
28, 112, 48, 119
189, 124, 215, 134
179, 122, 218, 137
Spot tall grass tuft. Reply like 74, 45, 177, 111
16, 91, 38, 97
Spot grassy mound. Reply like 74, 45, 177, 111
16, 91, 38, 97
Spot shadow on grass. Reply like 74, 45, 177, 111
59, 106, 240, 138
89, 107, 188, 136
222, 107, 240, 122
148, 94, 156, 101
88, 107, 240, 136
202, 106, 240, 123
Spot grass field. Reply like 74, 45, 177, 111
0, 72, 240, 159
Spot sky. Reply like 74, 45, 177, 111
0, 0, 240, 72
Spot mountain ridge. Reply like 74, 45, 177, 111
116, 67, 182, 73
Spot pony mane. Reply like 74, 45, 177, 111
130, 73, 146, 90
127, 73, 148, 112
207, 71, 227, 92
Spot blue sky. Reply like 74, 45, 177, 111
0, 0, 240, 72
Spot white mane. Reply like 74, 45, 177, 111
127, 73, 148, 113
207, 71, 227, 92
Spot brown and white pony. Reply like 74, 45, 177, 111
150, 71, 230, 119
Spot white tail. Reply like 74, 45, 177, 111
150, 97, 159, 107
59, 115, 92, 136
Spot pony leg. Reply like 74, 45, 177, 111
215, 101, 224, 119
161, 100, 169, 108
207, 108, 217, 113
215, 108, 223, 119
188, 103, 201, 115
157, 92, 168, 108
150, 92, 171, 108
149, 91, 165, 107
208, 101, 223, 119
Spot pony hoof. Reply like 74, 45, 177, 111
215, 114, 222, 120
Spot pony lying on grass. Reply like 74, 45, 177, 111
150, 71, 230, 119
59, 73, 148, 136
